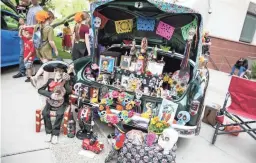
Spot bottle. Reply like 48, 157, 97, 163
67, 111, 76, 138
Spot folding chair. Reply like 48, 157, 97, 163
212, 76, 256, 144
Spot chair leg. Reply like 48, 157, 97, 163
36, 109, 42, 133
212, 122, 220, 145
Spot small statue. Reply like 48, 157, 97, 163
39, 62, 72, 144
76, 105, 95, 140
140, 37, 148, 54
130, 39, 136, 56
105, 122, 126, 163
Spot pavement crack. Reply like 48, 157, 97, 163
1, 147, 50, 158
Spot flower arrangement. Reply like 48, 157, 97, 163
148, 117, 170, 134
176, 86, 185, 97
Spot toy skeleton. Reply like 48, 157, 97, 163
39, 62, 72, 141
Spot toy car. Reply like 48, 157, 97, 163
82, 135, 104, 154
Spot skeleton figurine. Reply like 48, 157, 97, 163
158, 128, 179, 155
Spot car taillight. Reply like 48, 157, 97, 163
189, 100, 200, 116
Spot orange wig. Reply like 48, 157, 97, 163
35, 10, 49, 23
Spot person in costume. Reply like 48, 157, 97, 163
38, 61, 72, 144
19, 27, 36, 82
105, 122, 126, 162
30, 10, 58, 87
72, 12, 91, 61
62, 22, 72, 53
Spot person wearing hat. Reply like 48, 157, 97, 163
105, 122, 126, 162
18, 26, 36, 82
30, 10, 58, 87
72, 12, 91, 61
38, 61, 72, 144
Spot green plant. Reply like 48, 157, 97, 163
252, 61, 256, 79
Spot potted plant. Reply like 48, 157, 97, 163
148, 116, 170, 135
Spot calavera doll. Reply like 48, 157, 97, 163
177, 111, 191, 125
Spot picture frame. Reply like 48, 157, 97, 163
99, 56, 115, 73
129, 62, 137, 72
121, 75, 129, 88
158, 99, 178, 126
90, 87, 99, 103
147, 61, 165, 76
120, 55, 131, 70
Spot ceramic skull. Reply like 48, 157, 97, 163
158, 128, 179, 155
139, 149, 145, 156
177, 111, 190, 125
131, 148, 137, 156
94, 17, 101, 28
143, 156, 149, 162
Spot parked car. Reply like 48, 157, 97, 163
74, 0, 209, 138
1, 10, 21, 67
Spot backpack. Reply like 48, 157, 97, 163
33, 25, 50, 49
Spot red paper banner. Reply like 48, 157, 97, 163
93, 11, 109, 29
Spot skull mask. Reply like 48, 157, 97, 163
94, 17, 101, 28
177, 111, 190, 125
158, 128, 179, 155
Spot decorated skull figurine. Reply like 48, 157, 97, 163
94, 17, 101, 28
158, 128, 179, 155
177, 111, 190, 125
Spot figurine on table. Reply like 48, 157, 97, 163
105, 122, 126, 163
39, 61, 72, 144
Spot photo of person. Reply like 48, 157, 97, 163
121, 56, 131, 70
121, 75, 129, 88
99, 56, 115, 73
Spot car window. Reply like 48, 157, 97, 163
1, 14, 19, 30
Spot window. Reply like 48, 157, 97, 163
239, 2, 256, 43
1, 14, 19, 30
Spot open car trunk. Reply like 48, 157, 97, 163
72, 0, 208, 137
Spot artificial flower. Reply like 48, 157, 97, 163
168, 78, 173, 86
156, 122, 163, 128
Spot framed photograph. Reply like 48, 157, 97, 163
158, 99, 178, 126
136, 59, 144, 74
99, 56, 115, 73
121, 75, 129, 88
147, 61, 164, 76
120, 55, 131, 70
129, 62, 137, 72
90, 87, 99, 103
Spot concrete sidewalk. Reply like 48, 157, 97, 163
1, 66, 256, 163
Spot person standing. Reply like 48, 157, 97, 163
71, 12, 91, 61
30, 10, 58, 87
62, 22, 72, 53
13, 0, 42, 78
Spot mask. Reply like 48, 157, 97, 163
94, 17, 101, 28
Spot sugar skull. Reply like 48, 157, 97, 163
139, 160, 144, 163
126, 153, 132, 159
131, 159, 136, 163
152, 157, 158, 163
139, 149, 145, 157
162, 159, 168, 163
135, 154, 140, 161
122, 147, 128, 154
148, 150, 154, 158
143, 156, 149, 162
126, 142, 133, 149
158, 128, 179, 155
177, 111, 190, 125
157, 153, 163, 160
131, 148, 137, 156
166, 154, 173, 161
94, 17, 101, 28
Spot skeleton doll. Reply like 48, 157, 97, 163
158, 128, 179, 155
